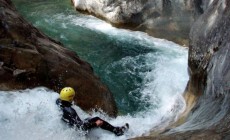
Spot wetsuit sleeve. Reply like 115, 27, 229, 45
62, 106, 84, 128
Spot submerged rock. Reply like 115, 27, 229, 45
0, 0, 117, 117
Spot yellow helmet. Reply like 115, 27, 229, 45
60, 87, 75, 102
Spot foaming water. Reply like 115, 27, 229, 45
0, 85, 186, 140
0, 28, 188, 139
5, 0, 189, 139
24, 9, 189, 114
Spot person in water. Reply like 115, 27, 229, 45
56, 87, 129, 136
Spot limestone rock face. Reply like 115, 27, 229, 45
161, 0, 230, 138
132, 0, 230, 139
72, 0, 201, 45
0, 0, 117, 117
72, 0, 145, 24
185, 0, 230, 132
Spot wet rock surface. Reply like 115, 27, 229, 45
1, 0, 230, 139
0, 0, 117, 117
131, 0, 230, 139
72, 0, 202, 45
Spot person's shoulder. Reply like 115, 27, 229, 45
63, 106, 77, 115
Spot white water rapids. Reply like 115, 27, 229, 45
0, 13, 188, 140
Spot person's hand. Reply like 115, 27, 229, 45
95, 120, 103, 126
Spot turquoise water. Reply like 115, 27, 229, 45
11, 0, 188, 115
0, 0, 189, 139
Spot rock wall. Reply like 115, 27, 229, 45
1, 0, 229, 138
72, 0, 204, 45
132, 0, 230, 139
184, 0, 230, 132
0, 0, 117, 117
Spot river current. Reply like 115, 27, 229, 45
0, 0, 189, 139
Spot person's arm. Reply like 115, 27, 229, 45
62, 106, 84, 128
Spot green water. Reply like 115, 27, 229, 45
11, 0, 188, 115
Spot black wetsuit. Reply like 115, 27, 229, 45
56, 99, 124, 135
